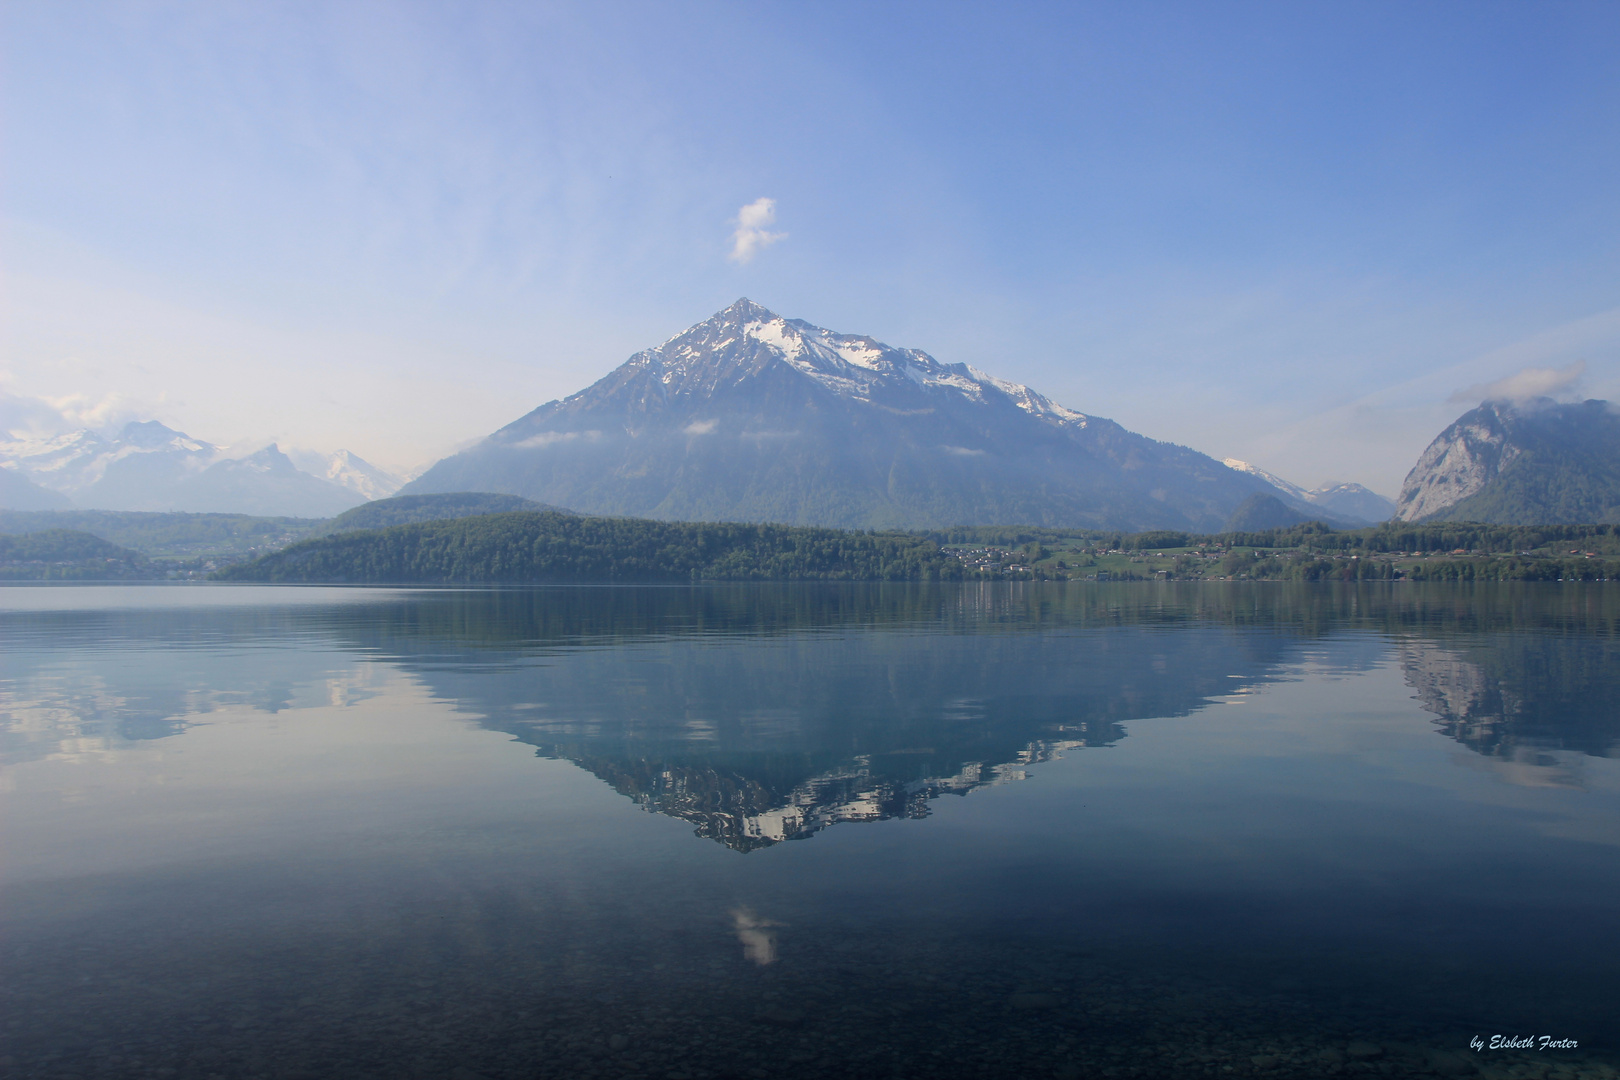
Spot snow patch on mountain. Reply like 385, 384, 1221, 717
743, 317, 805, 361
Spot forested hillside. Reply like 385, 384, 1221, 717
312, 492, 564, 536
0, 529, 156, 580
217, 511, 964, 584
925, 521, 1620, 582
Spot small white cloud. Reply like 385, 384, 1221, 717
728, 197, 787, 263
941, 445, 987, 457
683, 419, 718, 435
513, 430, 600, 449
731, 906, 783, 966
1450, 360, 1586, 405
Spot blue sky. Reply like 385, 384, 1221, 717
3, 0, 1618, 493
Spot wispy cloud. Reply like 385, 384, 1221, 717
728, 197, 786, 263
1449, 360, 1586, 405
0, 389, 150, 440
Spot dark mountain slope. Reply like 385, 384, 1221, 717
1224, 493, 1312, 532
0, 469, 71, 510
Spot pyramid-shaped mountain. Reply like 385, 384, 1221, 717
404, 299, 1277, 530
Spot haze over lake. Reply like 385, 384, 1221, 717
2, 582, 1617, 1079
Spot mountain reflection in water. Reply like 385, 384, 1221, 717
8, 582, 1614, 846
335, 586, 1282, 850
342, 583, 1620, 843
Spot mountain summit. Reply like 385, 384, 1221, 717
405, 300, 1280, 530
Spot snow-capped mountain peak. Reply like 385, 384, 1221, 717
406, 299, 1283, 530
1223, 458, 1310, 502
613, 299, 1090, 430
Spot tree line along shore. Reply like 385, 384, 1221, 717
3, 508, 1619, 584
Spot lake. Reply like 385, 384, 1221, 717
1, 582, 1617, 1080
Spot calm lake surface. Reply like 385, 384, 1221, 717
2, 582, 1617, 1080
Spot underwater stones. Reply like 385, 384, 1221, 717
754, 1006, 804, 1028
1427, 1050, 1476, 1076
1007, 992, 1059, 1010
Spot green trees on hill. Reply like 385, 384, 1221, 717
313, 493, 560, 535
218, 511, 966, 584
0, 529, 155, 579
1295, 522, 1620, 555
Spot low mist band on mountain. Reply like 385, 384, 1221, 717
6, 300, 1616, 528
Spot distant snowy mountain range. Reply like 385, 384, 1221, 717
1222, 459, 1395, 525
0, 420, 403, 517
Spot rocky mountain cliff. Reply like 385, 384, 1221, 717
405, 299, 1280, 531
1395, 399, 1620, 523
